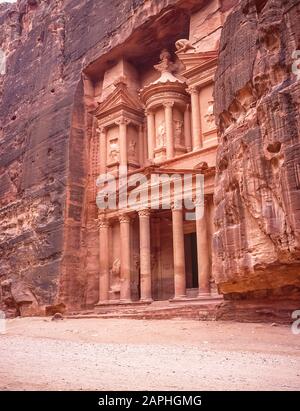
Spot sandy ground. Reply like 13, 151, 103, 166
0, 317, 299, 391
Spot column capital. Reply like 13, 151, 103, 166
96, 126, 107, 135
194, 194, 209, 209
98, 216, 110, 229
119, 213, 131, 224
116, 118, 130, 126
163, 101, 174, 109
145, 108, 154, 116
187, 86, 199, 95
138, 208, 151, 217
171, 200, 183, 210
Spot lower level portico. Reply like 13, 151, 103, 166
96, 194, 215, 306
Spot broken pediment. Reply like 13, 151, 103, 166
176, 48, 218, 79
93, 77, 144, 120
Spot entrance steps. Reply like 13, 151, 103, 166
66, 297, 298, 324
67, 296, 223, 320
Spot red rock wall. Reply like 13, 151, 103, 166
213, 0, 300, 299
2, 0, 299, 315
0, 0, 200, 313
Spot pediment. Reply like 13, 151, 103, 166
94, 81, 143, 118
176, 50, 218, 77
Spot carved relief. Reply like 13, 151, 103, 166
156, 122, 166, 147
109, 139, 119, 162
128, 139, 137, 160
174, 120, 184, 146
204, 100, 215, 129
175, 39, 195, 53
109, 258, 121, 294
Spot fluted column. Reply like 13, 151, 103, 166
98, 216, 110, 304
138, 125, 144, 166
189, 87, 202, 150
138, 209, 152, 302
146, 110, 155, 160
172, 205, 186, 299
98, 126, 107, 175
164, 102, 174, 159
196, 197, 211, 297
117, 118, 129, 168
153, 217, 162, 299
119, 214, 132, 302
184, 104, 192, 152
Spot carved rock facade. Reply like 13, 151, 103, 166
0, 0, 299, 316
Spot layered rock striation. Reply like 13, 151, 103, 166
213, 0, 300, 299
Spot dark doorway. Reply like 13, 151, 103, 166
184, 233, 198, 289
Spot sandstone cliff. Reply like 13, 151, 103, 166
1, 0, 300, 316
213, 0, 300, 300
0, 0, 202, 314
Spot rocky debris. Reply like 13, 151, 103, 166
45, 303, 65, 316
51, 312, 63, 321
0, 278, 39, 316
213, 0, 300, 299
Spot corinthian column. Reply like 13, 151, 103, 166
119, 214, 132, 302
138, 209, 152, 302
196, 197, 211, 297
184, 104, 192, 152
172, 204, 186, 299
188, 87, 202, 150
98, 216, 110, 304
164, 102, 174, 159
117, 118, 129, 168
146, 110, 155, 160
98, 126, 107, 175
138, 125, 144, 166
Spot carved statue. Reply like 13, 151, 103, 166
109, 140, 119, 162
175, 39, 195, 53
157, 122, 166, 147
204, 100, 215, 128
154, 49, 176, 74
174, 120, 184, 146
128, 139, 136, 159
110, 258, 121, 293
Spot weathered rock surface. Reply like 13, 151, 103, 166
0, 0, 202, 314
1, 0, 299, 316
213, 0, 300, 299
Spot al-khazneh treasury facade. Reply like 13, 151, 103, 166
83, 5, 230, 307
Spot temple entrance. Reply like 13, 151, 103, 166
184, 232, 198, 290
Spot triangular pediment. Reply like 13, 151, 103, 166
176, 50, 218, 77
94, 80, 143, 118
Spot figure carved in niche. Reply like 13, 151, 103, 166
204, 100, 215, 128
157, 122, 166, 147
174, 120, 184, 146
109, 139, 119, 162
110, 258, 121, 294
128, 139, 136, 159
151, 253, 157, 271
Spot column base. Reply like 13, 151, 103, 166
170, 295, 187, 302
198, 291, 211, 298
119, 299, 133, 304
96, 300, 110, 306
139, 298, 153, 304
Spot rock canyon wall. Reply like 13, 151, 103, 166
213, 0, 300, 300
0, 0, 299, 316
